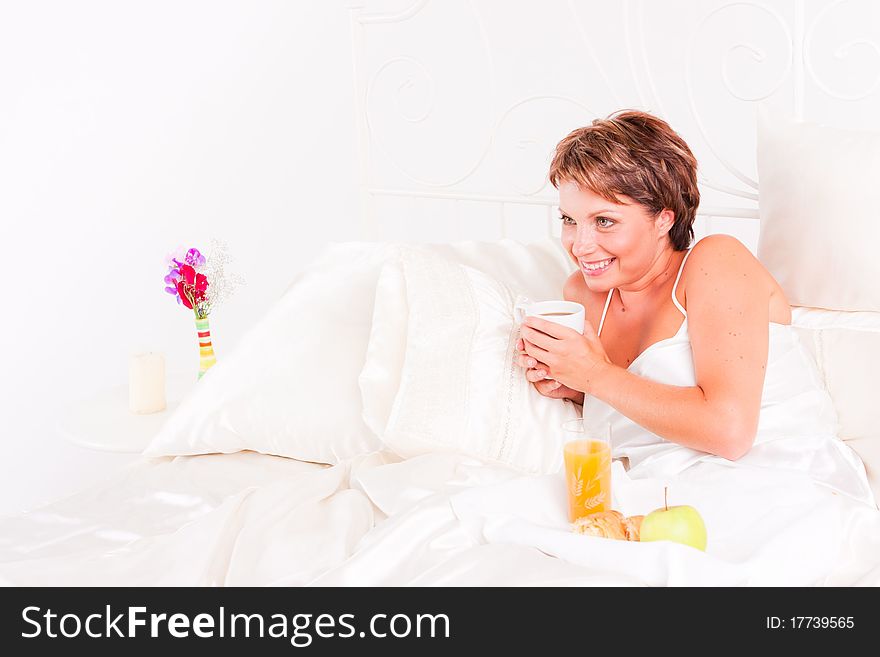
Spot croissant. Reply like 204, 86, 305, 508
572, 510, 644, 541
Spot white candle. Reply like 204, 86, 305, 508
129, 352, 166, 414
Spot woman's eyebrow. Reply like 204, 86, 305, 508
558, 208, 622, 217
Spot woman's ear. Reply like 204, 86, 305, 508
656, 209, 675, 236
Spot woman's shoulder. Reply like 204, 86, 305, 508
563, 270, 601, 303
688, 233, 752, 261
684, 235, 769, 283
563, 271, 609, 326
683, 235, 791, 323
563, 270, 584, 300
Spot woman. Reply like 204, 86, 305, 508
517, 110, 873, 503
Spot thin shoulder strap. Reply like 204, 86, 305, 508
597, 288, 614, 337
671, 248, 693, 317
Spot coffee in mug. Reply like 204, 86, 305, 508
514, 299, 585, 333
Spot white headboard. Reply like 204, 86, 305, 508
348, 0, 880, 250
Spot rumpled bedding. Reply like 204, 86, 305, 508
4, 241, 879, 586
2, 449, 878, 586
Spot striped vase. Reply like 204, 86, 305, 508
195, 316, 217, 379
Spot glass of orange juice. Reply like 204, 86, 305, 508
562, 419, 612, 522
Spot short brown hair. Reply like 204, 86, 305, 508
548, 110, 700, 251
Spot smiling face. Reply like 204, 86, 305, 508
558, 180, 676, 293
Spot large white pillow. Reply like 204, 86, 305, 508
144, 243, 393, 463
408, 238, 575, 300
756, 109, 880, 311
145, 238, 574, 464
791, 306, 880, 502
360, 246, 580, 474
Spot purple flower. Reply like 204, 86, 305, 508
164, 260, 183, 300
164, 263, 182, 294
185, 248, 205, 267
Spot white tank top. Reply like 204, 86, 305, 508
582, 248, 874, 506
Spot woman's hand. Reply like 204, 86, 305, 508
515, 337, 585, 403
519, 316, 612, 394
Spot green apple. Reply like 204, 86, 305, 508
640, 489, 707, 551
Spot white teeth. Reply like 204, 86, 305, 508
582, 258, 614, 271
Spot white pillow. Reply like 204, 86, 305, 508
756, 109, 880, 311
144, 243, 392, 463
145, 238, 574, 464
791, 306, 880, 502
410, 238, 575, 300
360, 238, 574, 441
360, 246, 580, 474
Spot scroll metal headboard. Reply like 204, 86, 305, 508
347, 0, 879, 249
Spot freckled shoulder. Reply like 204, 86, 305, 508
684, 235, 767, 286
683, 235, 791, 324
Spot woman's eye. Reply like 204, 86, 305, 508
596, 217, 615, 228
559, 215, 576, 226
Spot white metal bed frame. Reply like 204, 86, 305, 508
346, 0, 878, 246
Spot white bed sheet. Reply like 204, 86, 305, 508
2, 449, 879, 586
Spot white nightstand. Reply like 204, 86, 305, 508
57, 373, 195, 453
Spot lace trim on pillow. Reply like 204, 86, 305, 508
495, 288, 521, 463
385, 249, 477, 450
813, 329, 827, 386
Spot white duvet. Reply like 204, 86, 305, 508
2, 449, 879, 586
4, 241, 879, 586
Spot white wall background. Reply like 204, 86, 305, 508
0, 0, 362, 515
2, 0, 878, 516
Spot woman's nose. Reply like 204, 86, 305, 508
572, 226, 599, 257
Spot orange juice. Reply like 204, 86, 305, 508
564, 439, 612, 521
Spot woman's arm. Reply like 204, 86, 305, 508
521, 235, 770, 460
585, 367, 754, 461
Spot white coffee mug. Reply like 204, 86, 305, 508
514, 299, 586, 380
514, 299, 586, 333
